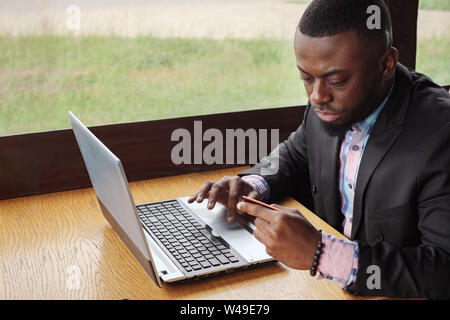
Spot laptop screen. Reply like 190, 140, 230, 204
69, 112, 152, 262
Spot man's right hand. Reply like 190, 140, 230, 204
187, 176, 259, 222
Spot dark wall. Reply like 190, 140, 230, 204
0, 107, 305, 200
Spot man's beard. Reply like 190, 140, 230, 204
314, 87, 379, 138
319, 120, 352, 138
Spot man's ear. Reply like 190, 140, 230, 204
379, 47, 399, 81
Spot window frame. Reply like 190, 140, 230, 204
3, 0, 448, 200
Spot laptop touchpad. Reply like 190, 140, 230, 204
178, 197, 272, 263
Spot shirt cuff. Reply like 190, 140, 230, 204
316, 232, 359, 289
241, 174, 270, 201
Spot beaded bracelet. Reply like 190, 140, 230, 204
310, 230, 323, 277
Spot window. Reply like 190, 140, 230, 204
0, 0, 312, 136
415, 0, 450, 85
1, 1, 446, 137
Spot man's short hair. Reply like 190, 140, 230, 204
298, 0, 393, 50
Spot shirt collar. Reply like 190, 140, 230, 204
352, 82, 394, 133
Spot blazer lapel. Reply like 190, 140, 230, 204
350, 64, 412, 239
320, 134, 343, 231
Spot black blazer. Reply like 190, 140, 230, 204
239, 63, 450, 299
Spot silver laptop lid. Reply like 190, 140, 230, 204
68, 111, 162, 287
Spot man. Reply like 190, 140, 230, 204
188, 0, 450, 298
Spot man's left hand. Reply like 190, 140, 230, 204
236, 202, 321, 270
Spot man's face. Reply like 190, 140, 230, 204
294, 30, 384, 135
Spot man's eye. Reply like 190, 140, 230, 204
328, 79, 347, 87
301, 77, 314, 84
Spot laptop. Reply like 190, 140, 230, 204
68, 111, 274, 287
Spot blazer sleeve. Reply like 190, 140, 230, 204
347, 122, 450, 299
238, 105, 313, 207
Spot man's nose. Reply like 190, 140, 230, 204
310, 80, 332, 106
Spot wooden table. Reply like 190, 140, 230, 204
0, 166, 384, 300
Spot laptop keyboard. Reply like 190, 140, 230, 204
136, 200, 242, 274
